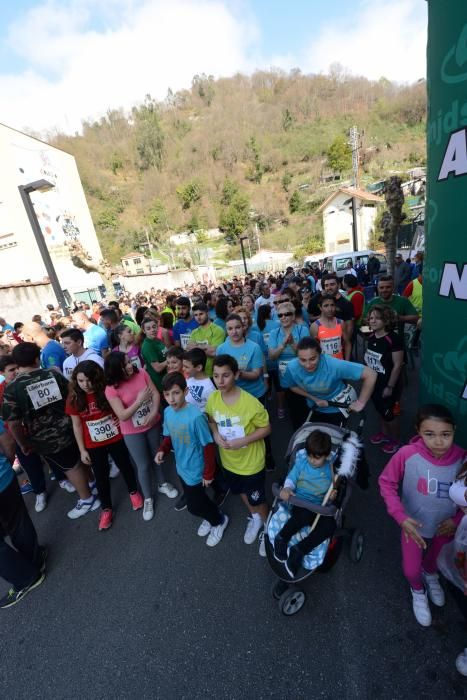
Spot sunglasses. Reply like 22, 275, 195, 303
274, 299, 288, 304
278, 312, 293, 318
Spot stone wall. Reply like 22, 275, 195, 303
0, 281, 55, 322
120, 266, 216, 295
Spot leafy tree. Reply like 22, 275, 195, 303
289, 190, 302, 214
281, 172, 292, 192
245, 136, 264, 183
219, 192, 250, 244
176, 180, 202, 210
327, 134, 352, 173
146, 199, 170, 240
220, 178, 239, 206
133, 96, 164, 171
96, 208, 118, 231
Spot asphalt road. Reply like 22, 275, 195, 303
1, 364, 465, 700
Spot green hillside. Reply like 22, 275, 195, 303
50, 69, 426, 264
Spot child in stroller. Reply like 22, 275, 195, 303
273, 429, 337, 577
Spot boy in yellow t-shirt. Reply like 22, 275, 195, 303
205, 354, 271, 557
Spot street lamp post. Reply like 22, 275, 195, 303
239, 236, 249, 275
18, 179, 70, 315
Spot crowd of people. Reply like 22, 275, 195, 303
0, 257, 466, 675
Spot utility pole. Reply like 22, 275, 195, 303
349, 125, 361, 252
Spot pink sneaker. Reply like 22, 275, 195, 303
98, 509, 113, 531
382, 440, 400, 455
130, 491, 144, 510
370, 432, 390, 445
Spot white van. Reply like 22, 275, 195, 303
322, 250, 387, 279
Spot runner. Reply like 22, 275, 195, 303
72, 311, 110, 357
308, 273, 354, 340
104, 352, 177, 522
310, 295, 350, 360
173, 297, 199, 350
140, 317, 167, 393
61, 328, 104, 379
366, 276, 419, 335
111, 324, 143, 369
21, 321, 66, 372
187, 303, 225, 378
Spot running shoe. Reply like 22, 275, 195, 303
98, 509, 113, 531
456, 649, 467, 677
411, 588, 431, 627
422, 572, 445, 607
143, 498, 154, 521
67, 496, 101, 520
129, 491, 144, 510
59, 480, 76, 494
109, 461, 120, 479
157, 482, 178, 499
174, 494, 187, 511
34, 492, 47, 513
0, 572, 46, 609
20, 480, 33, 495
197, 519, 212, 537
258, 530, 266, 557
206, 515, 229, 547
369, 432, 390, 445
88, 480, 98, 496
244, 516, 263, 544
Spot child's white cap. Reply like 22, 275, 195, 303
449, 479, 467, 507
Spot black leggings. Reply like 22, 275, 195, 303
285, 390, 309, 431
87, 440, 138, 510
180, 477, 223, 526
278, 505, 336, 555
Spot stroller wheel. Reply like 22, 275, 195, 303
349, 529, 364, 563
278, 588, 306, 616
271, 579, 289, 600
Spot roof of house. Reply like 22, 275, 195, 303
317, 186, 384, 212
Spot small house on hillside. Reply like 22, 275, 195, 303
121, 252, 151, 275
317, 187, 384, 253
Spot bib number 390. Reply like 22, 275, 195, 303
86, 416, 119, 443
26, 377, 62, 410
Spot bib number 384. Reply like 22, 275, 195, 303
26, 377, 62, 410
132, 399, 152, 428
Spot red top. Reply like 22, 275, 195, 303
66, 392, 122, 449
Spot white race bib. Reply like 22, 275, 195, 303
263, 333, 271, 346
26, 377, 62, 410
364, 349, 385, 374
320, 336, 342, 357
132, 399, 153, 428
331, 384, 358, 417
179, 333, 192, 350
194, 339, 209, 347
218, 424, 245, 441
278, 359, 291, 378
86, 415, 119, 443
130, 355, 142, 370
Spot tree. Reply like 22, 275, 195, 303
381, 176, 406, 276
219, 193, 250, 244
289, 190, 302, 214
133, 96, 165, 171
220, 178, 239, 206
146, 198, 170, 239
67, 240, 116, 299
176, 180, 202, 210
245, 136, 264, 183
282, 108, 294, 131
281, 172, 292, 192
327, 135, 352, 173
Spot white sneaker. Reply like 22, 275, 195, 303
455, 648, 467, 676
206, 515, 229, 547
109, 460, 120, 478
411, 588, 432, 627
158, 482, 178, 499
67, 496, 101, 520
258, 530, 266, 557
422, 571, 445, 607
59, 480, 76, 494
34, 492, 47, 513
244, 515, 263, 544
197, 519, 211, 537
143, 498, 154, 521
88, 481, 98, 496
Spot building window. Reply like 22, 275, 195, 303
136, 268, 144, 274
124, 260, 129, 266
133, 258, 141, 265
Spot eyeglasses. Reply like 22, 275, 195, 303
274, 299, 288, 304
278, 312, 293, 318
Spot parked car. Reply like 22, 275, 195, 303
322, 250, 387, 279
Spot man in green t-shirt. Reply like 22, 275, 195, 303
187, 303, 225, 377
366, 276, 419, 334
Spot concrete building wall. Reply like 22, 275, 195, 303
0, 282, 56, 322
322, 192, 378, 253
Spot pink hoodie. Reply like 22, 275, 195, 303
379, 436, 466, 537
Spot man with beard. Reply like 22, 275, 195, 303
173, 297, 199, 350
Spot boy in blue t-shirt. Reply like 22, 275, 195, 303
274, 429, 336, 578
155, 372, 229, 547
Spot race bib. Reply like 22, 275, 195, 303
331, 384, 358, 417
218, 424, 245, 441
130, 355, 142, 370
132, 399, 153, 428
26, 377, 62, 410
194, 339, 209, 347
263, 333, 271, 346
320, 336, 342, 357
279, 359, 291, 378
179, 333, 192, 350
364, 349, 385, 374
86, 415, 119, 443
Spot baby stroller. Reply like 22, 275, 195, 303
264, 418, 364, 616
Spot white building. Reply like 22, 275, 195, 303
317, 187, 383, 253
121, 252, 152, 275
0, 123, 103, 295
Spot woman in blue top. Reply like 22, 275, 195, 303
281, 337, 377, 429
234, 306, 265, 352
268, 301, 310, 421
216, 314, 265, 400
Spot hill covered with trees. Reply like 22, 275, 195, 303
50, 67, 426, 264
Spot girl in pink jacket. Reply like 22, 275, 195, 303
379, 404, 465, 627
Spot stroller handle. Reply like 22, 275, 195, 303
272, 483, 338, 516
326, 400, 352, 409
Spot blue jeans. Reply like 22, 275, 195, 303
0, 477, 41, 589
16, 443, 48, 494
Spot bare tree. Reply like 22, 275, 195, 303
383, 176, 406, 277
67, 240, 116, 300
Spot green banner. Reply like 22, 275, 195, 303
423, 1, 467, 441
